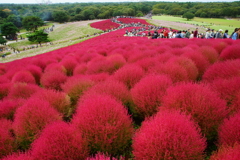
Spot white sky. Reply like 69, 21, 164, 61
0, 0, 236, 4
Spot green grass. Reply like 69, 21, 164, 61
153, 15, 239, 32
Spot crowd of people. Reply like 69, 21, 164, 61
111, 16, 240, 40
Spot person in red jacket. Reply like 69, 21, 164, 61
193, 28, 198, 38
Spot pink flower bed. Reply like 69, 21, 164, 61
90, 19, 120, 31
1, 21, 240, 159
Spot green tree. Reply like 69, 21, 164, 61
183, 12, 195, 20
0, 36, 7, 45
0, 22, 19, 40
26, 30, 49, 46
22, 16, 44, 31
53, 11, 69, 23
5, 15, 22, 28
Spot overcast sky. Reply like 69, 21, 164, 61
1, 0, 236, 4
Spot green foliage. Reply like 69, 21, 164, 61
5, 15, 22, 28
0, 36, 7, 45
53, 11, 69, 23
0, 22, 19, 40
22, 16, 44, 31
183, 12, 195, 21
27, 30, 49, 45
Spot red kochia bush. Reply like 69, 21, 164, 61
162, 83, 228, 140
40, 70, 68, 90
44, 63, 67, 74
11, 70, 36, 84
210, 143, 240, 160
60, 57, 78, 76
90, 19, 120, 31
198, 46, 219, 64
0, 99, 24, 120
7, 83, 40, 100
168, 57, 199, 81
26, 65, 42, 85
61, 76, 95, 105
113, 64, 145, 89
86, 152, 120, 160
1, 152, 32, 160
0, 119, 15, 158
30, 122, 89, 160
132, 110, 206, 160
131, 75, 172, 118
83, 79, 131, 108
72, 94, 134, 156
218, 111, 240, 147
13, 98, 62, 150
220, 44, 240, 61
31, 89, 71, 117
209, 77, 240, 114
151, 62, 189, 83
202, 59, 240, 82
0, 83, 11, 100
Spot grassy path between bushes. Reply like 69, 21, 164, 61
0, 20, 104, 63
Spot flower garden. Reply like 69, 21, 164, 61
0, 18, 240, 160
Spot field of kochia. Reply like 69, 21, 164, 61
0, 18, 240, 160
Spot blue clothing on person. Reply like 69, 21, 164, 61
232, 32, 238, 40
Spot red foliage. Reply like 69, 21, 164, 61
209, 77, 240, 114
31, 89, 71, 117
210, 143, 240, 160
213, 41, 228, 54
113, 64, 145, 89
7, 83, 40, 100
86, 152, 120, 160
60, 57, 78, 76
130, 74, 172, 118
168, 56, 199, 81
44, 63, 67, 74
182, 50, 210, 76
90, 19, 120, 31
61, 76, 95, 105
220, 44, 240, 61
231, 92, 240, 114
132, 109, 206, 160
202, 59, 240, 82
218, 111, 240, 147
0, 64, 6, 75
30, 122, 89, 160
1, 152, 32, 160
72, 94, 134, 156
117, 18, 150, 25
0, 83, 11, 100
13, 98, 62, 150
26, 65, 42, 85
0, 119, 15, 159
73, 63, 88, 75
198, 46, 219, 64
83, 79, 132, 109
151, 62, 189, 83
0, 99, 24, 120
40, 70, 68, 90
11, 70, 36, 84
162, 83, 228, 140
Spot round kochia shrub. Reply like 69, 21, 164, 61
40, 70, 68, 90
202, 59, 240, 82
0, 119, 15, 159
72, 94, 134, 156
130, 74, 172, 119
30, 122, 89, 160
13, 98, 62, 150
61, 76, 95, 106
210, 143, 240, 160
218, 111, 240, 147
0, 99, 25, 120
132, 109, 206, 160
220, 44, 240, 60
0, 83, 11, 100
11, 70, 36, 84
161, 83, 228, 140
31, 89, 71, 118
113, 64, 145, 89
83, 79, 132, 109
